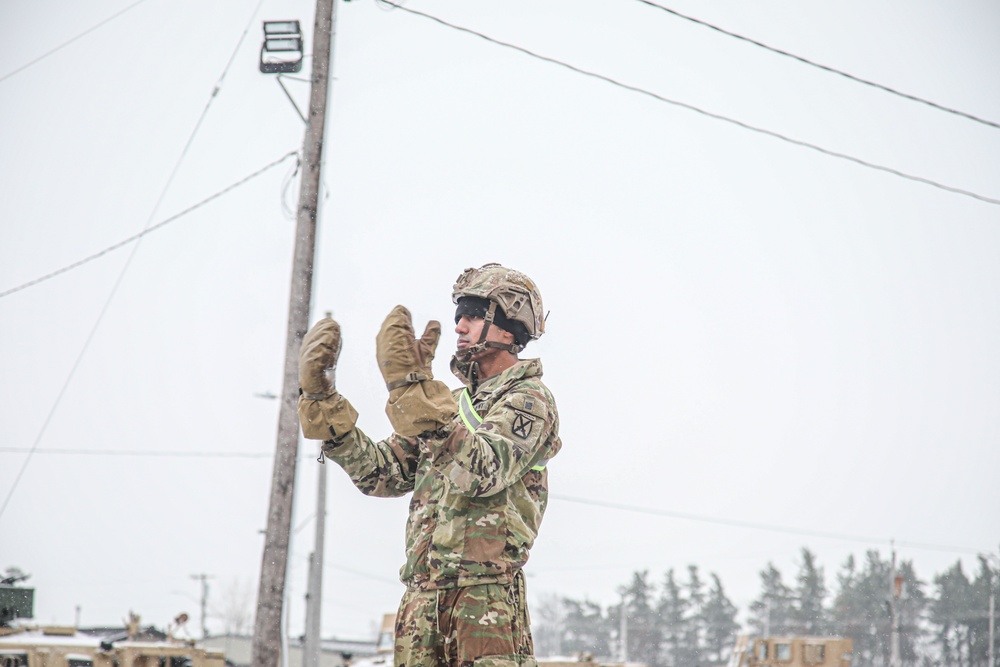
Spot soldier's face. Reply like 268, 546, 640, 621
455, 315, 513, 355
455, 314, 485, 352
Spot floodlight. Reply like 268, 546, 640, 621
260, 20, 304, 73
264, 20, 300, 35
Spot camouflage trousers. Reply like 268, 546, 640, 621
394, 570, 537, 667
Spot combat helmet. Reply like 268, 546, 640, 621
452, 263, 545, 357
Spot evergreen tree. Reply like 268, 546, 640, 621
561, 597, 612, 659
532, 592, 565, 657
701, 573, 740, 665
896, 559, 928, 666
830, 550, 893, 667
930, 560, 979, 667
685, 565, 707, 667
531, 546, 982, 667
621, 570, 663, 667
828, 551, 926, 667
831, 555, 865, 646
659, 569, 689, 667
967, 556, 1000, 667
749, 562, 795, 636
792, 548, 829, 635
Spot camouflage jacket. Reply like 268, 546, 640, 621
321, 357, 561, 590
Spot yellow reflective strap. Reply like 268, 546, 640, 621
460, 389, 550, 472
458, 388, 483, 433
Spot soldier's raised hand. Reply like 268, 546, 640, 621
299, 317, 342, 399
376, 305, 457, 436
298, 316, 358, 441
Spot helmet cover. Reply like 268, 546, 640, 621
452, 263, 545, 341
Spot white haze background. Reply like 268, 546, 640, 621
1, 0, 998, 642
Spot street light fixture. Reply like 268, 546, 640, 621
259, 20, 303, 74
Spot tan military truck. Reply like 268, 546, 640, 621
727, 635, 852, 667
346, 613, 643, 667
0, 617, 225, 667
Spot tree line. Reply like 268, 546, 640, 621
531, 548, 999, 667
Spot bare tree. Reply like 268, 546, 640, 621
217, 578, 256, 636
533, 592, 567, 657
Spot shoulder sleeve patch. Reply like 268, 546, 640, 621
502, 392, 548, 443
510, 411, 535, 440
506, 392, 546, 417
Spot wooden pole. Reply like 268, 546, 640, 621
303, 467, 327, 667
251, 1, 337, 667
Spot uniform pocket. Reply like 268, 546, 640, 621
471, 656, 538, 667
461, 494, 507, 579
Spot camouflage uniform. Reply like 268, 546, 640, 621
321, 357, 561, 667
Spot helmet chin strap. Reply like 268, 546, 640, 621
455, 302, 522, 386
453, 355, 481, 390
457, 301, 522, 362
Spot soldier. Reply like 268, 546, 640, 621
297, 263, 561, 667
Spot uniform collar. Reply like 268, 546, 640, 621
451, 356, 543, 392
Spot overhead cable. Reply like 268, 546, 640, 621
1, 442, 982, 556
0, 151, 299, 300
291, 551, 403, 587
0, 447, 273, 458
378, 1, 1000, 207
632, 0, 1000, 131
0, 0, 268, 524
551, 494, 987, 556
325, 562, 402, 587
0, 0, 155, 84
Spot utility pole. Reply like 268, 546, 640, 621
251, 0, 339, 667
191, 574, 213, 639
303, 466, 328, 667
619, 591, 628, 663
889, 545, 901, 667
988, 552, 997, 667
989, 585, 994, 667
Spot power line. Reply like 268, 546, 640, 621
0, 0, 267, 524
2, 0, 274, 298
378, 1, 1000, 207
0, 0, 156, 84
292, 552, 403, 587
326, 562, 402, 588
551, 494, 987, 556
631, 0, 1000, 131
0, 447, 272, 458
0, 447, 322, 464
0, 150, 299, 300
0, 442, 981, 557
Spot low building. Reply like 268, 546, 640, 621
198, 635, 377, 667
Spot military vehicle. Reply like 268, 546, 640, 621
345, 613, 643, 667
0, 620, 225, 667
0, 581, 224, 667
727, 635, 853, 667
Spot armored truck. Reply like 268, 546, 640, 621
727, 635, 853, 667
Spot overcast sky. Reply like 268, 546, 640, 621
1, 0, 998, 643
